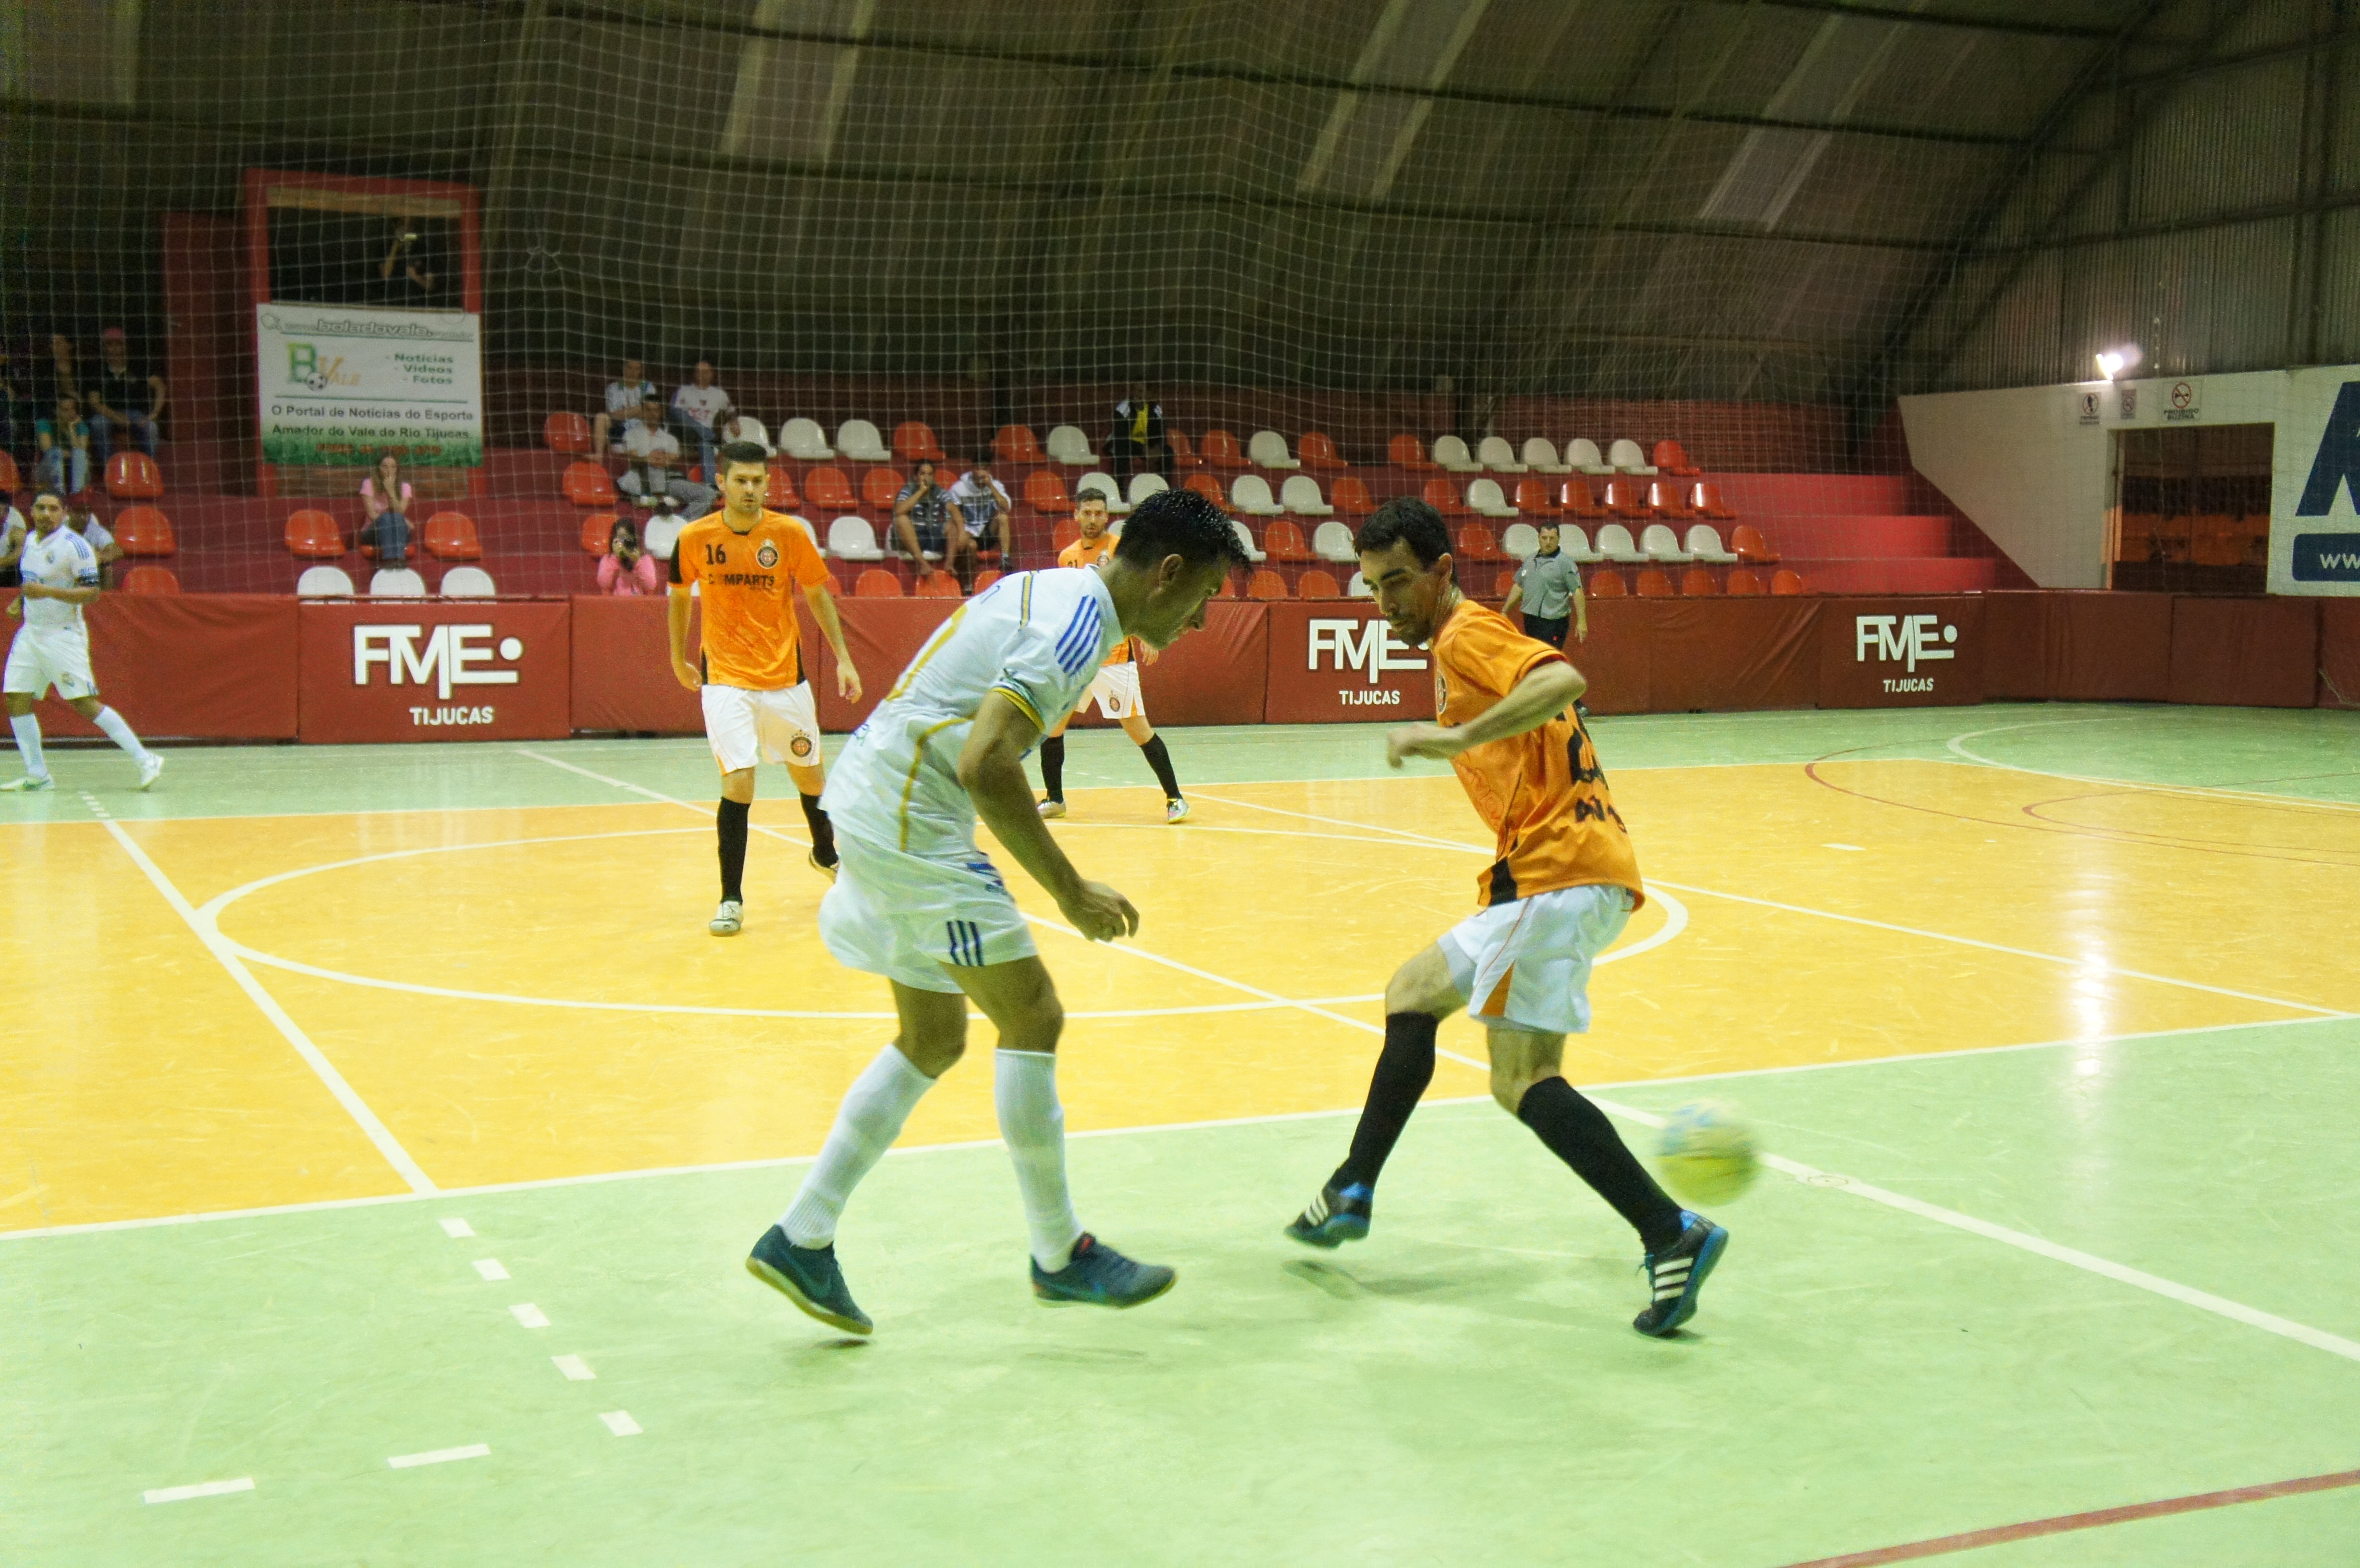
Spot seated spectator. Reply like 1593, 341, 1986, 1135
945, 453, 1013, 590
0, 345, 21, 466
593, 356, 656, 455
0, 499, 24, 589
360, 453, 414, 565
596, 515, 663, 596
1106, 383, 1168, 484
620, 395, 716, 514
67, 502, 122, 583
669, 360, 733, 482
891, 458, 955, 578
37, 333, 84, 419
85, 327, 165, 466
34, 394, 91, 495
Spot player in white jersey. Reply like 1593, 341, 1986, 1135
4, 487, 162, 793
746, 488, 1247, 1334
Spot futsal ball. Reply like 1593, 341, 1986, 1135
1655, 1100, 1760, 1207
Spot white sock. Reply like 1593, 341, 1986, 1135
995, 1049, 1082, 1274
9, 714, 48, 779
779, 1045, 936, 1248
91, 705, 152, 765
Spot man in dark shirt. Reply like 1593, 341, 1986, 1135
1106, 385, 1168, 486
85, 328, 166, 467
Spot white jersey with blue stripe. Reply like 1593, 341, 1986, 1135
18, 525, 100, 632
824, 566, 1121, 857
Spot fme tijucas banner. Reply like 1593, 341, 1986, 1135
255, 304, 483, 466
2274, 365, 2360, 596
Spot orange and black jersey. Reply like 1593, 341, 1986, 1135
670, 510, 831, 690
1431, 598, 1643, 909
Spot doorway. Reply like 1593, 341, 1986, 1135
2110, 423, 2272, 593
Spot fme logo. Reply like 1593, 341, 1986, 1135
1308, 618, 1426, 685
1856, 614, 1956, 693
353, 624, 523, 700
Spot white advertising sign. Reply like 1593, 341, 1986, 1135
256, 305, 482, 466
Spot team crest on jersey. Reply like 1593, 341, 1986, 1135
790, 735, 814, 760
1434, 669, 1450, 712
756, 541, 779, 569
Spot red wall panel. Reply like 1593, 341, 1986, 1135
1981, 592, 2174, 703
2167, 598, 2321, 708
2321, 600, 2360, 710
1128, 602, 1267, 728
11, 593, 298, 740
568, 594, 702, 734
1645, 599, 1819, 712
1567, 601, 1654, 714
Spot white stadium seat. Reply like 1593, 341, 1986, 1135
1640, 523, 1693, 562
369, 568, 427, 597
1685, 524, 1740, 564
826, 515, 884, 561
641, 514, 685, 560
296, 565, 353, 597
1045, 425, 1097, 466
836, 419, 892, 462
1127, 472, 1169, 506
1229, 474, 1283, 516
1280, 475, 1332, 516
1595, 524, 1647, 564
1075, 471, 1130, 513
1568, 439, 1614, 475
439, 566, 497, 597
1521, 438, 1571, 474
1229, 519, 1266, 563
1501, 522, 1540, 560
779, 418, 833, 460
1477, 436, 1527, 474
1430, 435, 1482, 473
788, 514, 820, 551
1248, 429, 1300, 469
724, 415, 775, 454
1562, 525, 1604, 564
1312, 520, 1357, 562
1465, 478, 1520, 518
1609, 438, 1659, 475
1348, 570, 1373, 599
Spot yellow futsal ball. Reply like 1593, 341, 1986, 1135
1655, 1100, 1760, 1207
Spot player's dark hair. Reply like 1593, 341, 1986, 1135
717, 440, 769, 472
1360, 497, 1451, 566
29, 485, 68, 508
1114, 487, 1249, 572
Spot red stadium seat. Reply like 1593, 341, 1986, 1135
284, 508, 345, 559
580, 512, 618, 554
1262, 520, 1313, 562
973, 569, 1003, 593
805, 466, 859, 511
1199, 429, 1247, 470
894, 421, 947, 462
1051, 520, 1082, 554
766, 468, 800, 509
1681, 567, 1721, 597
1647, 480, 1695, 519
993, 425, 1043, 463
1635, 568, 1675, 599
1732, 524, 1779, 564
1025, 469, 1073, 514
1561, 480, 1607, 519
1296, 569, 1341, 600
915, 570, 962, 598
1770, 568, 1806, 595
1602, 479, 1649, 518
860, 467, 906, 511
543, 412, 592, 454
1388, 434, 1437, 470
1420, 477, 1471, 517
0, 453, 18, 492
1247, 568, 1290, 600
1184, 472, 1228, 508
1168, 429, 1205, 470
123, 564, 180, 595
1493, 567, 1520, 598
1652, 440, 1700, 477
113, 506, 175, 556
1513, 479, 1563, 517
106, 452, 163, 500
1693, 483, 1735, 520
855, 568, 903, 598
1726, 568, 1765, 596
423, 511, 482, 561
562, 461, 617, 507
1215, 571, 1239, 598
1298, 432, 1348, 471
1454, 524, 1504, 562
1587, 569, 1627, 599
1331, 475, 1376, 517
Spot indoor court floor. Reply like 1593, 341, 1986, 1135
6, 704, 2359, 1565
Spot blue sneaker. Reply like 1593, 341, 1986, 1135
746, 1224, 872, 1335
1031, 1233, 1176, 1309
1633, 1211, 1728, 1337
1283, 1181, 1372, 1248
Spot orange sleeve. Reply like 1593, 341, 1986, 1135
1057, 543, 1082, 569
1450, 607, 1563, 698
787, 523, 829, 589
671, 525, 701, 592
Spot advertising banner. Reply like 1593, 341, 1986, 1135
1816, 597, 1986, 708
255, 304, 483, 467
1263, 602, 1437, 723
2272, 368, 2360, 596
298, 600, 570, 742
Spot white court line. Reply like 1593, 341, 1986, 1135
517, 747, 811, 848
553, 1354, 595, 1381
1588, 1095, 2360, 1367
599, 1411, 642, 1436
143, 1477, 254, 1505
510, 1303, 550, 1328
94, 818, 436, 1194
440, 1218, 474, 1238
473, 1258, 508, 1280
1942, 718, 2360, 815
388, 1444, 489, 1469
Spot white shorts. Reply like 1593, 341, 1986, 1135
1082, 661, 1143, 720
3, 624, 97, 702
702, 681, 821, 774
818, 834, 1038, 993
1439, 883, 1635, 1037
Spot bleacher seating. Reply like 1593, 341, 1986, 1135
1262, 520, 1312, 562
1686, 525, 1739, 564
1167, 429, 1204, 469
1561, 481, 1607, 520
782, 418, 834, 460
765, 467, 800, 509
441, 566, 496, 597
1568, 439, 1613, 475
1513, 479, 1561, 517
0, 453, 19, 491
806, 466, 859, 511
1298, 432, 1347, 470
836, 420, 892, 462
285, 509, 344, 559
580, 512, 617, 554
1562, 525, 1603, 564
1312, 521, 1356, 562
1609, 439, 1658, 475
1681, 567, 1721, 597
1654, 440, 1701, 477
915, 571, 961, 599
1635, 568, 1675, 598
1477, 437, 1525, 474
115, 506, 175, 555
1491, 568, 1519, 598
1247, 568, 1289, 600
1185, 472, 1228, 508
544, 412, 591, 454
642, 514, 684, 560
827, 516, 884, 561
1230, 475, 1283, 516
1732, 524, 1778, 564
1431, 436, 1482, 474
1639, 524, 1691, 563
1770, 569, 1805, 595
424, 512, 482, 560
1388, 434, 1436, 470
1024, 469, 1073, 514
1728, 568, 1765, 596
974, 569, 1002, 593
1602, 479, 1648, 518
1280, 475, 1330, 515
1349, 570, 1372, 598
1248, 430, 1298, 469
1455, 525, 1504, 563
1647, 480, 1694, 520
1693, 482, 1735, 519
1230, 520, 1266, 563
107, 452, 164, 500
1465, 478, 1518, 518
1595, 523, 1646, 564
124, 565, 180, 595
1501, 522, 1539, 560
1297, 569, 1340, 600
370, 568, 426, 597
563, 462, 616, 507
297, 565, 354, 597
1045, 425, 1096, 466
1075, 472, 1128, 512
855, 568, 902, 597
1200, 429, 1247, 469
1588, 569, 1626, 597
860, 468, 904, 511
1521, 438, 1570, 474
1421, 477, 1471, 517
1128, 472, 1168, 506
1332, 476, 1376, 517
894, 421, 946, 462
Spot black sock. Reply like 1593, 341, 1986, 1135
1137, 733, 1182, 801
1516, 1077, 1684, 1251
716, 797, 750, 903
1039, 735, 1065, 802
1332, 1013, 1438, 1192
799, 793, 837, 868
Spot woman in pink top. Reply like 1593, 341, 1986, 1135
360, 454, 414, 565
597, 514, 662, 595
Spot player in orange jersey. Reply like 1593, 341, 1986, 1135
1035, 488, 1190, 823
670, 441, 864, 936
1282, 497, 1729, 1338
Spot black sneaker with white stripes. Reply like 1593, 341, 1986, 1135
1632, 1211, 1728, 1337
1282, 1180, 1372, 1248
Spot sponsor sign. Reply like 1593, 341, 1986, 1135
1262, 603, 1437, 723
1816, 597, 1986, 708
256, 304, 483, 466
2273, 370, 2360, 596
298, 600, 569, 742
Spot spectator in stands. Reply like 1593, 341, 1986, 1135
669, 361, 734, 482
378, 224, 440, 303
1500, 522, 1586, 649
85, 327, 166, 467
67, 501, 122, 580
0, 499, 24, 589
34, 394, 91, 495
360, 453, 415, 566
0, 346, 21, 465
1106, 384, 1168, 485
597, 515, 663, 596
620, 394, 716, 514
593, 356, 656, 455
891, 458, 956, 579
38, 333, 85, 416
944, 453, 1012, 591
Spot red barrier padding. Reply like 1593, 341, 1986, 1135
1262, 602, 1438, 723
2321, 600, 2360, 710
9, 592, 298, 740
2167, 598, 2321, 709
1983, 591, 2174, 702
1816, 596, 1988, 707
297, 600, 572, 742
813, 598, 959, 733
1565, 600, 1653, 715
569, 594, 702, 735
1646, 599, 1819, 712
1119, 602, 1267, 729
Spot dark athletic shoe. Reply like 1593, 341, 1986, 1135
1283, 1181, 1372, 1249
746, 1224, 872, 1335
1633, 1211, 1728, 1338
1031, 1233, 1176, 1309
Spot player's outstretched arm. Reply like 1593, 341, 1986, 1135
801, 581, 862, 702
959, 692, 1139, 942
1386, 660, 1585, 767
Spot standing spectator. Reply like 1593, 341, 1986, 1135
377, 224, 440, 304
0, 345, 22, 465
1106, 384, 1168, 486
620, 394, 716, 514
890, 458, 955, 578
593, 356, 657, 455
85, 327, 166, 467
670, 361, 734, 482
0, 499, 25, 589
945, 453, 1013, 588
34, 394, 91, 495
360, 453, 414, 566
596, 515, 663, 596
